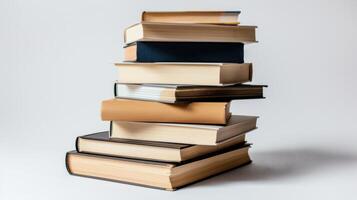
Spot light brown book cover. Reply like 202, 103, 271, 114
111, 115, 258, 145
66, 144, 251, 190
101, 99, 230, 124
142, 11, 240, 25
76, 131, 246, 162
124, 22, 257, 44
115, 62, 252, 86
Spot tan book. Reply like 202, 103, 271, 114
111, 115, 257, 145
115, 62, 252, 86
124, 22, 257, 44
76, 131, 246, 162
101, 99, 230, 124
66, 144, 251, 190
142, 11, 240, 25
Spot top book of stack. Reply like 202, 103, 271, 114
142, 11, 241, 25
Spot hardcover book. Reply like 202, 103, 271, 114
114, 83, 265, 103
124, 42, 244, 63
110, 115, 258, 145
124, 22, 257, 44
66, 144, 251, 190
141, 11, 241, 25
115, 62, 252, 86
76, 131, 246, 162
102, 99, 230, 124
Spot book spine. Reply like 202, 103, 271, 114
109, 121, 113, 138
65, 152, 73, 175
113, 82, 117, 97
75, 136, 80, 152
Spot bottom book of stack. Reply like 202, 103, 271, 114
66, 143, 250, 190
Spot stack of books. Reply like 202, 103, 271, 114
66, 11, 266, 190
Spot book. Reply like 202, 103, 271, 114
76, 131, 246, 162
124, 42, 244, 63
142, 11, 241, 25
114, 83, 265, 103
102, 99, 230, 124
115, 62, 252, 86
66, 144, 251, 190
124, 22, 257, 44
110, 115, 257, 145
115, 83, 265, 103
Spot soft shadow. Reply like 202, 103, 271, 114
189, 147, 357, 188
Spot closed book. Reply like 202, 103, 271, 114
76, 131, 246, 162
66, 144, 251, 190
111, 115, 257, 145
142, 11, 240, 25
115, 62, 252, 86
124, 42, 244, 63
101, 99, 230, 124
114, 83, 266, 103
124, 22, 256, 45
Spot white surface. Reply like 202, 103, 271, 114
1, 0, 357, 199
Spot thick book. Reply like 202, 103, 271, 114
101, 99, 230, 124
66, 144, 251, 190
114, 83, 265, 103
124, 42, 244, 63
110, 115, 257, 145
76, 131, 246, 162
115, 62, 252, 86
142, 11, 241, 25
124, 22, 257, 45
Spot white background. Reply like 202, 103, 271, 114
1, 0, 357, 199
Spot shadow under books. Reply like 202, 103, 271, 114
188, 147, 357, 188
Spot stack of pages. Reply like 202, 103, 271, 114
66, 11, 266, 190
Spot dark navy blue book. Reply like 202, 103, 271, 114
124, 42, 244, 63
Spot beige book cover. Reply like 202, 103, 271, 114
101, 98, 230, 124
